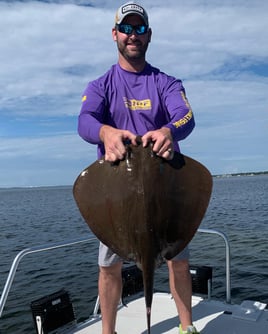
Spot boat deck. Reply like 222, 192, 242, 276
1, 231, 267, 334
71, 292, 268, 334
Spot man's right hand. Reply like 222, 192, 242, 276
99, 125, 137, 162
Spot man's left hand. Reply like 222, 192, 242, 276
142, 127, 174, 160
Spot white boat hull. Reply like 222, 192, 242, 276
71, 292, 267, 334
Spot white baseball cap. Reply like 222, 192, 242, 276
115, 2, 149, 26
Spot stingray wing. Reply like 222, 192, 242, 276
73, 146, 153, 262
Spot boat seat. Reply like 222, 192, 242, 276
190, 265, 213, 299
30, 289, 76, 334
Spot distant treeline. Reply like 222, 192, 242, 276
214, 171, 268, 177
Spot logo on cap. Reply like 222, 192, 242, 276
115, 2, 149, 25
122, 4, 144, 15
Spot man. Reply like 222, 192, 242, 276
78, 2, 199, 334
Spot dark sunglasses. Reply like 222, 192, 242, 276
116, 24, 149, 35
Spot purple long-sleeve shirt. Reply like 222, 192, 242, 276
78, 63, 195, 158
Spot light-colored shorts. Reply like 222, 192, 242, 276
98, 242, 190, 267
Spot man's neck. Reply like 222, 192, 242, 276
118, 55, 146, 73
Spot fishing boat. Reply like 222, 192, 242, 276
0, 228, 267, 333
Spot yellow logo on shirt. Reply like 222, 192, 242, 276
180, 91, 191, 109
82, 95, 87, 102
172, 91, 193, 128
173, 110, 193, 128
124, 98, 151, 111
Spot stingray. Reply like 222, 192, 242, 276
73, 137, 212, 333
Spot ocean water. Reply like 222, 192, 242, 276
0, 175, 267, 333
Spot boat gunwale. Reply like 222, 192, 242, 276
0, 228, 231, 320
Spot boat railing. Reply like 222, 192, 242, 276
197, 228, 231, 303
0, 228, 231, 319
0, 236, 96, 318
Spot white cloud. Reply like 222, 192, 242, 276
1, 0, 267, 112
0, 133, 96, 187
0, 2, 115, 109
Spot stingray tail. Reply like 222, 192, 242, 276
141, 257, 155, 334
146, 306, 151, 333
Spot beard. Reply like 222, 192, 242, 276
116, 38, 150, 61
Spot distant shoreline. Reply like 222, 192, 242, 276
213, 171, 268, 178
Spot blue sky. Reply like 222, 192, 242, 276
0, 0, 267, 187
